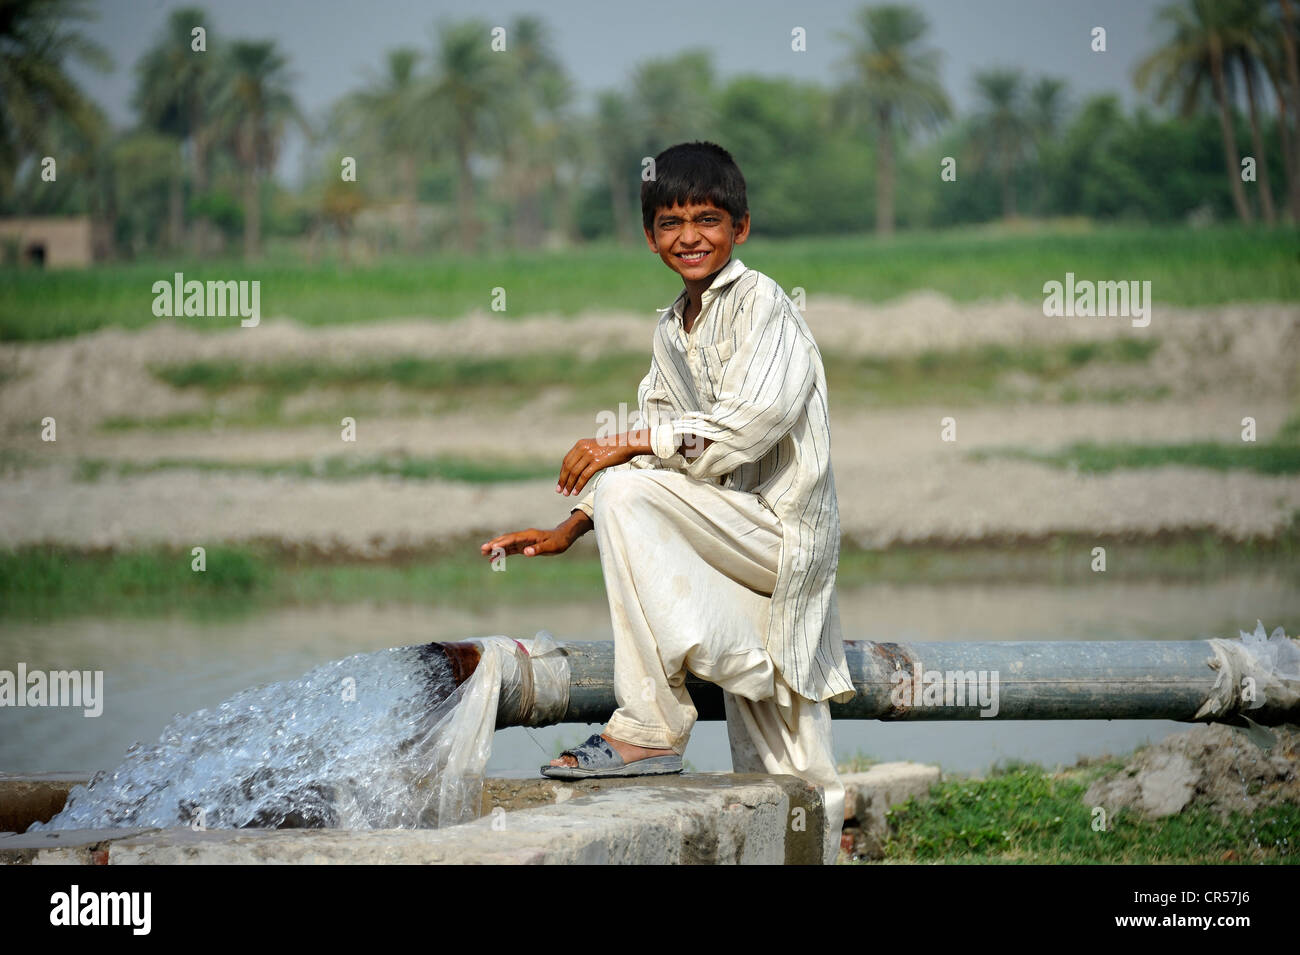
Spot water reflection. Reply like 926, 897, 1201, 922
3, 574, 1296, 779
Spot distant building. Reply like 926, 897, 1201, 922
0, 217, 108, 268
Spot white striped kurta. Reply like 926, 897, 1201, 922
571, 256, 856, 705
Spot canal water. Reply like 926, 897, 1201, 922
3, 574, 1297, 781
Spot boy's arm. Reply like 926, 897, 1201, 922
670, 289, 816, 482
568, 353, 687, 526
639, 349, 691, 469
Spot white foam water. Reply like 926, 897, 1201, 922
29, 643, 479, 832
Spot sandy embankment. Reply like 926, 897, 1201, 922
0, 293, 1297, 554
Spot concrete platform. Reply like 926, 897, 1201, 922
840, 762, 943, 860
1, 773, 826, 864
1, 763, 941, 864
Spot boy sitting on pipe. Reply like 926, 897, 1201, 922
480, 141, 855, 865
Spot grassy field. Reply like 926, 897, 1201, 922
865, 760, 1298, 864
4, 525, 1297, 620
73, 336, 1167, 434
2, 225, 1298, 340
971, 408, 1300, 475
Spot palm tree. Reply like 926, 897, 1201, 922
538, 67, 583, 246
427, 18, 514, 252
1265, 0, 1300, 219
1229, 0, 1280, 223
1028, 77, 1068, 216
110, 130, 184, 255
211, 40, 306, 261
834, 4, 951, 236
133, 7, 223, 252
1135, 0, 1256, 223
0, 0, 111, 202
593, 91, 639, 243
490, 15, 573, 250
335, 47, 428, 251
1028, 77, 1068, 140
969, 68, 1032, 220
628, 51, 717, 150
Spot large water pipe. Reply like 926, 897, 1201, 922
433, 636, 1300, 729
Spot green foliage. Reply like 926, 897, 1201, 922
878, 765, 1300, 863
6, 4, 1299, 251
189, 191, 244, 238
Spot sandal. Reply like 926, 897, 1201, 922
540, 733, 683, 779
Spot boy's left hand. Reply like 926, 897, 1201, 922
556, 435, 641, 497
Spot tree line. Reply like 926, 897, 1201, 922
2, 0, 1298, 262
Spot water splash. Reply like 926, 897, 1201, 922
30, 643, 483, 832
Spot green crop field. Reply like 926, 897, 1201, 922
2, 225, 1298, 341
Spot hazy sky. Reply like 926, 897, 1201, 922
70, 0, 1169, 182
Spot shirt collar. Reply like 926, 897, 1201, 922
658, 256, 747, 323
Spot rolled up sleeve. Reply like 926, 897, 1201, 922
670, 291, 814, 482
569, 355, 685, 522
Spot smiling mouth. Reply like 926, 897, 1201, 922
677, 251, 710, 263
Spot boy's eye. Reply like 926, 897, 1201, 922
660, 216, 719, 227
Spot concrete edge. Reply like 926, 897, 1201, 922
1, 761, 941, 864
2, 773, 824, 865
840, 762, 943, 859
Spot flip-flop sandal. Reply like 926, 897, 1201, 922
540, 733, 683, 779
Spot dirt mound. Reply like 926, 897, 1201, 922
1, 296, 1296, 434
1083, 722, 1300, 820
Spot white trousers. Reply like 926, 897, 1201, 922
591, 467, 844, 865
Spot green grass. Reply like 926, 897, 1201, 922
142, 352, 650, 417
970, 409, 1300, 476
2, 225, 1297, 340
3, 525, 1297, 620
837, 751, 880, 773
975, 440, 1300, 475
66, 454, 553, 484
0, 447, 554, 484
108, 335, 1161, 434
148, 352, 648, 395
874, 761, 1299, 864
0, 546, 272, 620
835, 524, 1300, 584
826, 337, 1161, 407
0, 542, 609, 621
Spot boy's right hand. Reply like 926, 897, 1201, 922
480, 524, 576, 560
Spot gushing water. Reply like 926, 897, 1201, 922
30, 644, 478, 832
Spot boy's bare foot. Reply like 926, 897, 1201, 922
548, 732, 677, 768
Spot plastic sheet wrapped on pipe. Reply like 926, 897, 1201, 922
1197, 620, 1300, 748
416, 631, 571, 828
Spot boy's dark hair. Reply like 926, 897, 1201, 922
641, 141, 748, 234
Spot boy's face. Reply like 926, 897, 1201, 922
644, 200, 750, 285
